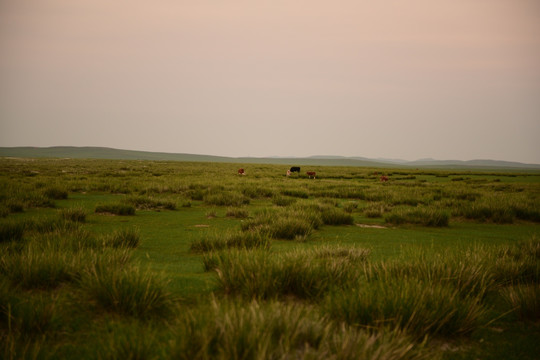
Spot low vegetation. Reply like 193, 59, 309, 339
0, 157, 539, 359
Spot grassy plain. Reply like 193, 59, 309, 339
0, 158, 539, 359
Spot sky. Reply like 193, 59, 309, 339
1, 1, 539, 163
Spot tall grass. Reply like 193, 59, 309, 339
323, 278, 487, 338
241, 208, 317, 240
0, 220, 24, 243
363, 246, 495, 298
79, 264, 176, 320
385, 207, 449, 227
500, 284, 540, 321
101, 228, 141, 249
170, 300, 436, 360
190, 230, 270, 253
93, 320, 161, 360
60, 206, 87, 223
204, 192, 250, 207
206, 249, 360, 300
126, 195, 176, 210
95, 203, 136, 216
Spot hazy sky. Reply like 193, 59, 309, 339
1, 1, 539, 163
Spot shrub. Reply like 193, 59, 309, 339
95, 203, 135, 216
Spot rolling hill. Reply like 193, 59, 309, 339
1, 146, 539, 170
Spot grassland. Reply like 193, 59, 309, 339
0, 157, 539, 359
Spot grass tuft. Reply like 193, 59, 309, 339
95, 203, 135, 216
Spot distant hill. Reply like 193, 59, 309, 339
1, 146, 539, 170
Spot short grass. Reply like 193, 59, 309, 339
0, 157, 539, 359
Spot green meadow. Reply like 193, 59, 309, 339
1, 157, 539, 359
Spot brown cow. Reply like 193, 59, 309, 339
307, 171, 316, 179
380, 175, 388, 182
238, 168, 245, 175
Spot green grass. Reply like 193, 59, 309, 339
0, 157, 539, 359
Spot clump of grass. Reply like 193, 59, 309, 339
4, 294, 60, 337
0, 220, 24, 243
94, 320, 161, 360
95, 203, 135, 216
190, 230, 270, 253
6, 200, 24, 213
363, 202, 391, 218
126, 195, 176, 210
102, 228, 140, 248
60, 206, 87, 223
323, 278, 488, 338
266, 216, 314, 239
43, 186, 68, 200
225, 207, 249, 219
22, 191, 56, 208
171, 300, 436, 360
22, 217, 75, 234
342, 201, 358, 213
271, 195, 296, 207
241, 209, 316, 240
204, 192, 250, 207
500, 284, 540, 321
0, 244, 77, 289
385, 208, 449, 227
312, 244, 371, 262
207, 249, 358, 300
318, 204, 354, 225
281, 189, 309, 199
79, 265, 176, 319
364, 246, 495, 299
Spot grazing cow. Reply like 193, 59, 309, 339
307, 171, 316, 179
286, 169, 291, 176
238, 168, 245, 175
380, 175, 388, 182
290, 166, 301, 173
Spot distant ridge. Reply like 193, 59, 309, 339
1, 146, 539, 170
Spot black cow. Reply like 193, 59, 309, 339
290, 166, 301, 173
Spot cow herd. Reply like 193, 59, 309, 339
238, 167, 391, 182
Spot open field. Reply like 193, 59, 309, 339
1, 157, 539, 359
